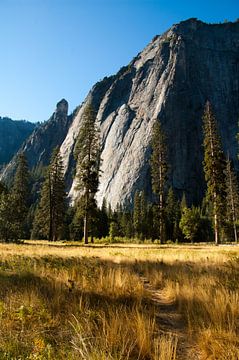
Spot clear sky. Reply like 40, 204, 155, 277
0, 0, 238, 122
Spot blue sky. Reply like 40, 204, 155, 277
1, 0, 238, 122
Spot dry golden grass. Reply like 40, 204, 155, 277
0, 241, 238, 359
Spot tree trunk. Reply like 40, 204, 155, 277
84, 213, 89, 244
214, 212, 219, 246
233, 223, 238, 244
48, 173, 53, 242
228, 160, 238, 243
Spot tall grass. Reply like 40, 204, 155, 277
0, 242, 238, 359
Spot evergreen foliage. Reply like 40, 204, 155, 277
0, 192, 20, 242
225, 157, 239, 242
0, 181, 7, 195
32, 147, 66, 241
202, 101, 226, 245
74, 103, 101, 244
150, 120, 168, 242
179, 206, 201, 243
0, 153, 30, 242
165, 187, 181, 241
133, 190, 152, 239
12, 152, 30, 238
133, 191, 141, 238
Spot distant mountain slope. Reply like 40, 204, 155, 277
0, 99, 73, 183
0, 117, 36, 168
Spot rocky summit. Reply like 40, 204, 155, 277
61, 18, 239, 208
0, 99, 72, 183
2, 19, 239, 208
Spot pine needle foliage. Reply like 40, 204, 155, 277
0, 181, 6, 195
202, 101, 226, 245
33, 147, 66, 241
0, 192, 21, 241
74, 103, 101, 244
225, 157, 239, 242
12, 152, 30, 238
150, 120, 168, 243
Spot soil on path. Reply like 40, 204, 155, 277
140, 276, 202, 360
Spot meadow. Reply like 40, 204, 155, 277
0, 241, 238, 359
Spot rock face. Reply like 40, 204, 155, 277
0, 99, 72, 183
61, 19, 239, 208
0, 117, 35, 168
2, 19, 239, 208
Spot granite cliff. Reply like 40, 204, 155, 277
0, 99, 72, 183
2, 19, 239, 208
61, 18, 239, 208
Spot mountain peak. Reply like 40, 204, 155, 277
56, 99, 68, 116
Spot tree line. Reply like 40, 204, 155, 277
0, 101, 238, 245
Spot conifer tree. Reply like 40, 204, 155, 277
98, 198, 109, 237
150, 120, 168, 242
12, 152, 30, 238
202, 101, 226, 245
180, 206, 201, 243
120, 211, 134, 238
0, 181, 6, 195
0, 192, 20, 242
133, 191, 141, 238
74, 103, 100, 244
180, 193, 187, 211
140, 191, 148, 239
165, 187, 181, 241
33, 147, 66, 241
225, 157, 239, 243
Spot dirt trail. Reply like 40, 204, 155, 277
140, 276, 201, 360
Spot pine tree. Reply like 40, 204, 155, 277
74, 103, 100, 244
180, 193, 187, 211
179, 206, 201, 243
0, 181, 7, 195
33, 147, 66, 241
150, 120, 168, 242
133, 191, 141, 238
165, 187, 181, 242
225, 157, 239, 243
0, 192, 20, 242
140, 191, 148, 239
202, 101, 226, 245
12, 152, 30, 239
120, 211, 134, 238
98, 198, 109, 237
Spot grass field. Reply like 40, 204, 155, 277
0, 241, 238, 359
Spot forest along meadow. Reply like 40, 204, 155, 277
0, 101, 239, 359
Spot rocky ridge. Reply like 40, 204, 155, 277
1, 19, 239, 208
0, 99, 72, 183
61, 18, 239, 208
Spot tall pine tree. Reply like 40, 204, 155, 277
202, 101, 226, 245
225, 156, 239, 243
150, 120, 168, 243
0, 181, 6, 195
0, 192, 20, 242
12, 152, 30, 238
74, 103, 100, 244
33, 147, 66, 241
133, 191, 141, 238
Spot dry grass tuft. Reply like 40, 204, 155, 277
0, 242, 238, 359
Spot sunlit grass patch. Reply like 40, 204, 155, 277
0, 242, 238, 359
